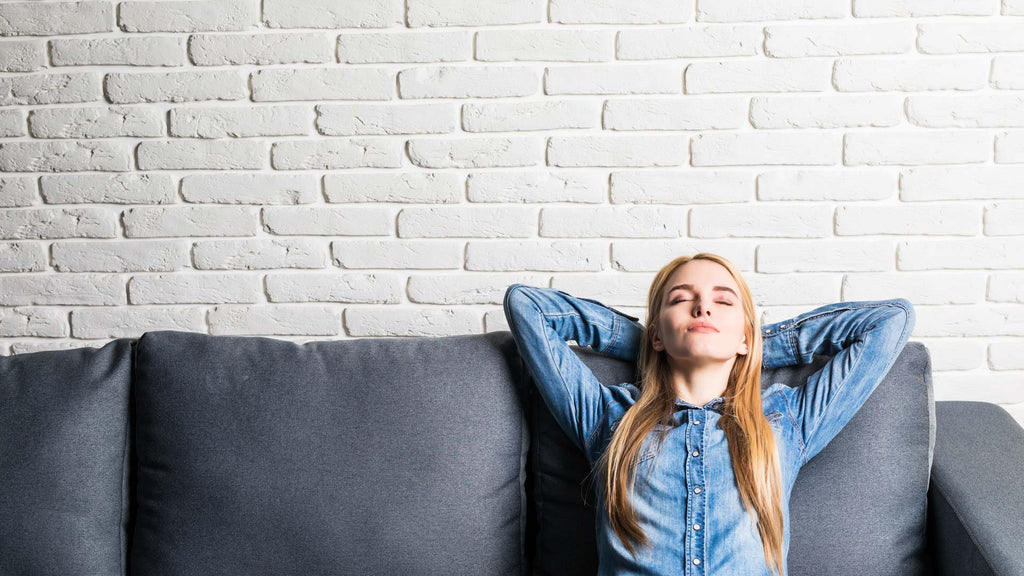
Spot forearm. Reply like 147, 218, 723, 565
761, 298, 915, 370
553, 289, 643, 363
505, 285, 640, 361
601, 313, 643, 363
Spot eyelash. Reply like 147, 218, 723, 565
671, 298, 732, 306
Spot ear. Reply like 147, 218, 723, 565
651, 328, 663, 352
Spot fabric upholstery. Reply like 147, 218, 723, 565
0, 338, 134, 576
130, 330, 530, 576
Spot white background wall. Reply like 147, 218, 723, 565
0, 0, 1022, 426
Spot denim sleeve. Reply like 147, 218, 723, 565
502, 283, 642, 454
762, 298, 916, 465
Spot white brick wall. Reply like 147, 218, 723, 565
0, 1, 1022, 424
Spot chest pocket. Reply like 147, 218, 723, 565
637, 423, 672, 464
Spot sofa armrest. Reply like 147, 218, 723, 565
926, 401, 1024, 576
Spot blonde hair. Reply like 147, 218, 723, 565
588, 253, 785, 576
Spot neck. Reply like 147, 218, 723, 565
666, 356, 734, 405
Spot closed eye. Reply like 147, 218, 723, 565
671, 299, 732, 306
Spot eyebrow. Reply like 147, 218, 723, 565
667, 284, 738, 298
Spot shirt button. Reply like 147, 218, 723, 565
694, 487, 701, 494
694, 524, 701, 530
692, 450, 699, 457
693, 558, 701, 565
694, 420, 700, 425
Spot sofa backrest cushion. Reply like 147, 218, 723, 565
130, 330, 530, 576
780, 342, 934, 575
527, 341, 934, 576
0, 338, 134, 576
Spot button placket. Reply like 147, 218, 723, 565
686, 407, 706, 576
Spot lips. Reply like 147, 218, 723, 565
688, 323, 719, 333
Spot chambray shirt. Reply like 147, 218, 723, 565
502, 284, 915, 576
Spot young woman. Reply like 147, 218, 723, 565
502, 253, 915, 576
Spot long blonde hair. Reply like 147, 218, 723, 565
589, 253, 785, 575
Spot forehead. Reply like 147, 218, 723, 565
664, 261, 739, 296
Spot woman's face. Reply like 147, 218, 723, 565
652, 260, 749, 364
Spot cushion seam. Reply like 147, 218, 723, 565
931, 479, 1001, 575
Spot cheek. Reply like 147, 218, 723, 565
716, 315, 746, 340
724, 317, 746, 335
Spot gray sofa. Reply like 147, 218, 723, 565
0, 330, 1021, 576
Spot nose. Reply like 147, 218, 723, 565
694, 301, 709, 317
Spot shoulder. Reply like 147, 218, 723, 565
613, 382, 641, 405
761, 382, 790, 398
761, 382, 792, 413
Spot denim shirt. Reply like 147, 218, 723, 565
502, 284, 915, 576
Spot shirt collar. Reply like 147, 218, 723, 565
673, 396, 726, 412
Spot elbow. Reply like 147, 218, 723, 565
503, 283, 527, 308
503, 283, 536, 320
892, 298, 916, 337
